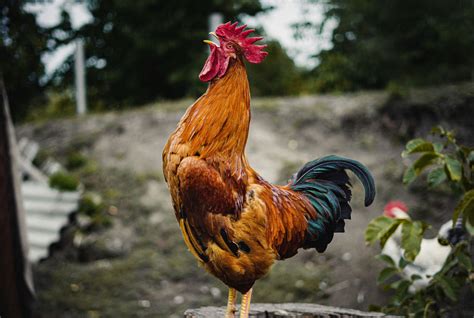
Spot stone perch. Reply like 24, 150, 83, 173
184, 303, 399, 317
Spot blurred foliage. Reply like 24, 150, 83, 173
49, 171, 80, 191
365, 127, 473, 317
66, 151, 89, 171
0, 2, 50, 121
78, 192, 103, 217
8, 0, 474, 120
50, 0, 267, 110
78, 192, 111, 229
27, 90, 76, 121
301, 0, 474, 92
7, 1, 307, 121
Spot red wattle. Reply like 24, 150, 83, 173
199, 46, 220, 82
217, 56, 230, 78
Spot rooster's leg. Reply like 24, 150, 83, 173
239, 288, 253, 318
225, 288, 237, 318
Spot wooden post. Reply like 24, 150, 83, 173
0, 73, 35, 317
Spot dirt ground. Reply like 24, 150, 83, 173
18, 83, 473, 317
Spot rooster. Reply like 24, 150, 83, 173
162, 22, 375, 318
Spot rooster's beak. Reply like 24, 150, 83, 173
203, 32, 219, 47
203, 40, 217, 46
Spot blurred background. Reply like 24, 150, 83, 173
1, 0, 473, 317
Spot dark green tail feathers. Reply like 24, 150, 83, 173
289, 155, 375, 253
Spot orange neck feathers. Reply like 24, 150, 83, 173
179, 59, 251, 159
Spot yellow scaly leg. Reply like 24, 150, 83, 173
225, 288, 237, 318
239, 288, 253, 318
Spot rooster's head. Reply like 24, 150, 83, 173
199, 22, 268, 82
384, 201, 410, 219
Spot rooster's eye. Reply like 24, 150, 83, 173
226, 44, 233, 50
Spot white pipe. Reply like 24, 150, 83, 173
74, 39, 87, 115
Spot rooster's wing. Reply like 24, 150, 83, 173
176, 157, 245, 263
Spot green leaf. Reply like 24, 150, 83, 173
467, 217, 474, 234
403, 166, 416, 184
469, 211, 474, 228
452, 189, 474, 224
445, 155, 462, 181
378, 267, 398, 284
457, 252, 472, 270
376, 254, 396, 267
440, 259, 458, 274
389, 279, 405, 290
413, 153, 440, 175
427, 167, 447, 188
446, 130, 456, 144
399, 257, 409, 269
394, 280, 411, 302
457, 146, 472, 162
433, 142, 444, 153
423, 301, 435, 318
435, 276, 458, 301
431, 126, 445, 136
401, 221, 428, 261
402, 139, 434, 157
405, 138, 426, 152
411, 299, 425, 316
365, 216, 402, 247
411, 274, 422, 281
468, 150, 474, 164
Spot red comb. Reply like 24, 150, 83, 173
216, 22, 268, 64
384, 201, 408, 213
